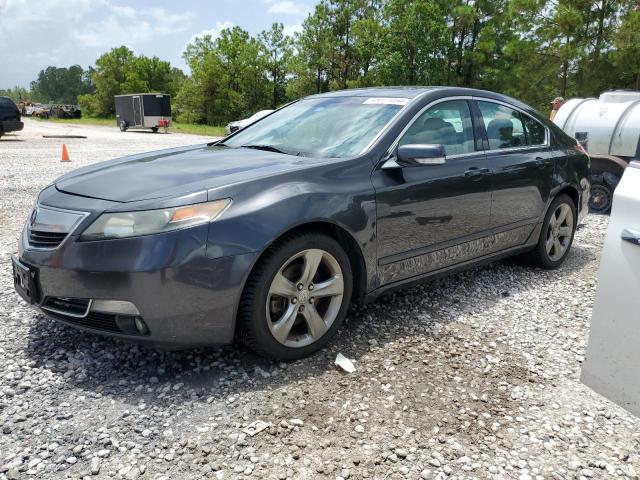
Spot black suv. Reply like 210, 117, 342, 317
0, 96, 24, 138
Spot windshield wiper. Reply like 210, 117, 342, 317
207, 139, 230, 147
241, 144, 289, 154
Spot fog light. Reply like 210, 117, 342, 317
91, 300, 140, 316
134, 316, 148, 335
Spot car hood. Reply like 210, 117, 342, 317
55, 144, 318, 203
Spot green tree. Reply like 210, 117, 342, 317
30, 65, 93, 104
0, 86, 31, 103
259, 23, 294, 108
79, 46, 179, 116
176, 27, 270, 125
612, 6, 640, 90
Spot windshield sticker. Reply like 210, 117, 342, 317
363, 97, 410, 106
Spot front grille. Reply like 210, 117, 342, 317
28, 229, 67, 248
45, 310, 123, 333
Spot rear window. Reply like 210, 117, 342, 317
477, 101, 526, 149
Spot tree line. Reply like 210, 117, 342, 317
3, 0, 639, 125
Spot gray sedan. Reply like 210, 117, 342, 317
12, 87, 590, 359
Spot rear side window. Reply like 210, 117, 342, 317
521, 114, 546, 145
399, 100, 475, 156
477, 101, 527, 149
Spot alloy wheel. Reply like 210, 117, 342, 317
545, 203, 574, 262
266, 248, 344, 348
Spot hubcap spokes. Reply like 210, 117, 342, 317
267, 249, 344, 348
546, 203, 574, 261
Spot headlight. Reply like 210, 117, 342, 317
80, 199, 231, 241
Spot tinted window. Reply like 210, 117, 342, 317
478, 101, 527, 149
522, 114, 546, 145
399, 100, 475, 156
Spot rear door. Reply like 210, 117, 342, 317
372, 98, 493, 284
475, 99, 553, 232
132, 96, 142, 126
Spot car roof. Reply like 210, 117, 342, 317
305, 86, 520, 103
308, 87, 441, 99
305, 86, 544, 121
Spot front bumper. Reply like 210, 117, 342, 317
16, 201, 257, 348
1, 120, 24, 133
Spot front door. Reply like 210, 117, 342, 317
132, 96, 142, 126
476, 100, 553, 232
372, 99, 493, 285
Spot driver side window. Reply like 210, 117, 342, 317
398, 100, 475, 156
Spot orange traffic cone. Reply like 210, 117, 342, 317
61, 144, 70, 162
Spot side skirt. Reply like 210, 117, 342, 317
363, 222, 542, 304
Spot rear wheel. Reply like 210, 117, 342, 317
151, 127, 159, 133
237, 233, 353, 360
530, 194, 577, 269
119, 121, 127, 132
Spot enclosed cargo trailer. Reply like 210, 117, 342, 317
114, 94, 171, 133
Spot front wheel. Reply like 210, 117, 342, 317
530, 194, 577, 269
237, 233, 353, 360
151, 127, 159, 133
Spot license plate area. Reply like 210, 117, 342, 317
12, 256, 40, 304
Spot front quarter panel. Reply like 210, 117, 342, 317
204, 156, 379, 291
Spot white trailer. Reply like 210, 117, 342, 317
553, 90, 640, 213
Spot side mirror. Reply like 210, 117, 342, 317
395, 144, 446, 167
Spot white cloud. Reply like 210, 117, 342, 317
283, 23, 303, 37
187, 20, 234, 45
0, 0, 196, 86
72, 5, 194, 48
267, 0, 305, 15
108, 4, 135, 17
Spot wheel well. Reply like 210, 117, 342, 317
590, 155, 628, 178
556, 185, 579, 210
251, 221, 368, 303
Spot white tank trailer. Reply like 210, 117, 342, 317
553, 90, 640, 213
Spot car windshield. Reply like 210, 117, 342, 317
223, 96, 407, 158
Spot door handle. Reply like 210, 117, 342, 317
535, 157, 547, 169
622, 228, 640, 246
464, 167, 490, 180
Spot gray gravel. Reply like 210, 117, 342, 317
1, 120, 639, 479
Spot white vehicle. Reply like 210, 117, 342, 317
553, 90, 640, 213
582, 161, 640, 417
225, 110, 274, 136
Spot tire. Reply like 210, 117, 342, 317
151, 127, 159, 133
119, 121, 127, 132
589, 173, 617, 214
237, 233, 353, 360
530, 193, 577, 269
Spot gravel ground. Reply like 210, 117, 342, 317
1, 120, 639, 480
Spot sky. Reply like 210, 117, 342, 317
0, 0, 317, 89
